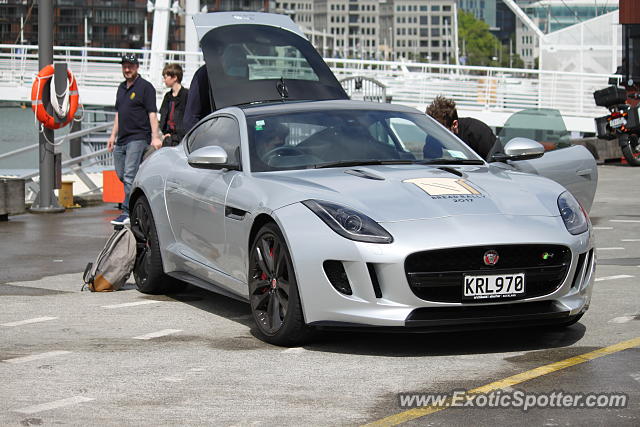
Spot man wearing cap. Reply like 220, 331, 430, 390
107, 54, 162, 225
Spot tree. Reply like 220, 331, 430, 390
458, 10, 524, 68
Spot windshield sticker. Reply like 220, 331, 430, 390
255, 120, 265, 131
404, 178, 485, 203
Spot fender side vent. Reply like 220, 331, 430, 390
367, 263, 383, 298
323, 260, 352, 295
571, 251, 588, 289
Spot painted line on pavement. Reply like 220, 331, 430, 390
2, 351, 71, 364
595, 275, 634, 282
631, 372, 640, 384
621, 239, 640, 242
13, 396, 95, 415
1, 317, 57, 327
363, 337, 640, 427
593, 227, 613, 230
133, 329, 182, 340
597, 247, 625, 251
102, 300, 163, 309
610, 219, 640, 223
609, 316, 635, 324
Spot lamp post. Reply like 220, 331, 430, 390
31, 0, 64, 213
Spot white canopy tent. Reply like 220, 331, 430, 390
540, 11, 622, 75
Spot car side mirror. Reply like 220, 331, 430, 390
491, 138, 544, 162
187, 146, 231, 169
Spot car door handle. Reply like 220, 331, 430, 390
576, 169, 592, 176
225, 206, 247, 220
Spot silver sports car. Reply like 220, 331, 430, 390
130, 12, 597, 346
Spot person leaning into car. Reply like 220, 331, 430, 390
107, 54, 162, 226
425, 96, 499, 161
159, 63, 189, 147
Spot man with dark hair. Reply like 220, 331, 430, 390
159, 63, 189, 146
107, 54, 162, 225
425, 96, 499, 161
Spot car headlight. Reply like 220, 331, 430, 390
302, 200, 393, 244
557, 191, 589, 235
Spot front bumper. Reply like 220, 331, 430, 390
275, 203, 595, 328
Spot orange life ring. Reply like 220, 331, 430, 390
30, 65, 79, 130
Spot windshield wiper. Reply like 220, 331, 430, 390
418, 159, 485, 165
314, 159, 416, 169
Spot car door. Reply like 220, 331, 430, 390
496, 109, 598, 212
165, 115, 241, 275
504, 145, 598, 212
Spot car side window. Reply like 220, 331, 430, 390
187, 116, 241, 166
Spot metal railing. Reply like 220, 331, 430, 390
0, 44, 620, 131
0, 119, 115, 203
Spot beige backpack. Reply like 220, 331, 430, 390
82, 226, 137, 292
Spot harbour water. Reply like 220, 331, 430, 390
0, 103, 39, 173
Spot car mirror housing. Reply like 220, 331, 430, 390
492, 137, 545, 162
187, 146, 232, 169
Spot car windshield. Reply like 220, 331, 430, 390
247, 109, 480, 172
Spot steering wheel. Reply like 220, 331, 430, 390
262, 146, 307, 165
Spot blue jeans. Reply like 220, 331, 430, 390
113, 139, 148, 214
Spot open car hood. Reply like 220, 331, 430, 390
193, 12, 348, 110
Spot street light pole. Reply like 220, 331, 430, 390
31, 0, 63, 213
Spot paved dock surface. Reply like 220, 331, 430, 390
1, 165, 639, 426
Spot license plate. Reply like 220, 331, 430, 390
610, 117, 625, 128
463, 273, 525, 301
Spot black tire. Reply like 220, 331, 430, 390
248, 222, 311, 346
131, 196, 179, 294
621, 134, 640, 166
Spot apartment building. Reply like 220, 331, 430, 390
393, 0, 456, 62
457, 0, 496, 29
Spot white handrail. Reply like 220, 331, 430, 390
0, 44, 619, 132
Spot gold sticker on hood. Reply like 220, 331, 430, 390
404, 178, 481, 196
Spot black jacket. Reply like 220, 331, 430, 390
159, 86, 189, 146
457, 117, 499, 161
183, 65, 212, 132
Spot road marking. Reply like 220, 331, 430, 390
593, 227, 613, 230
609, 316, 635, 324
133, 329, 182, 340
2, 351, 71, 364
102, 300, 162, 309
595, 275, 634, 282
13, 396, 94, 415
610, 219, 640, 223
621, 239, 640, 242
597, 247, 625, 250
363, 337, 640, 427
631, 372, 640, 383
282, 347, 305, 354
160, 377, 185, 382
1, 317, 57, 327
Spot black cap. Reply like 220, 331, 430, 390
121, 54, 139, 65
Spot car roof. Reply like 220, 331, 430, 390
239, 99, 424, 116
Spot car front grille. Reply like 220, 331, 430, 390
405, 245, 572, 303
